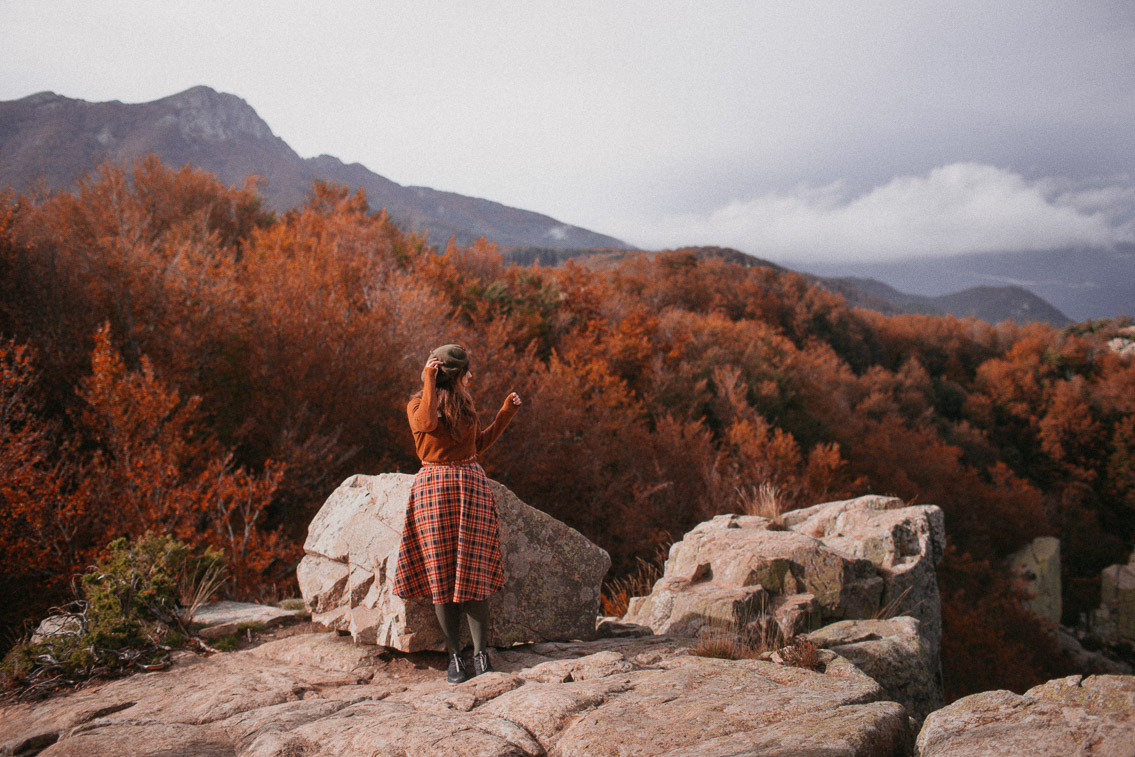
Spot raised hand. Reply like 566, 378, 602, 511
422, 357, 443, 384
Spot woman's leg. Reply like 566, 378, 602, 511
463, 598, 490, 654
434, 602, 463, 653
464, 598, 493, 675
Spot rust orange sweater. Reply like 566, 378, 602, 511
407, 381, 519, 463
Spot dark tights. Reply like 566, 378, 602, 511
434, 599, 490, 655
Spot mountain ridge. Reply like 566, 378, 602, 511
0, 87, 630, 250
498, 245, 1073, 326
799, 246, 1134, 323
823, 276, 1072, 326
0, 87, 1093, 324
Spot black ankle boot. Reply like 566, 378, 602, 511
472, 650, 492, 677
447, 652, 467, 684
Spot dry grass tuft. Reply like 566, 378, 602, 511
777, 636, 824, 671
692, 616, 784, 661
738, 482, 788, 530
600, 551, 667, 618
691, 613, 827, 673
177, 560, 227, 625
874, 585, 918, 621
694, 632, 751, 660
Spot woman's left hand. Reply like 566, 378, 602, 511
506, 392, 522, 408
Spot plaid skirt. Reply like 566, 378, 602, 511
392, 460, 506, 604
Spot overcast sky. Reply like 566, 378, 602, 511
3, 1, 1135, 263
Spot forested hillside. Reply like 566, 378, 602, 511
2, 159, 1133, 701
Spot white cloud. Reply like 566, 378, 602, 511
624, 164, 1135, 262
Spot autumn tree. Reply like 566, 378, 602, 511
74, 324, 290, 594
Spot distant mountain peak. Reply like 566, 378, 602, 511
820, 275, 1073, 325
18, 91, 64, 105
0, 87, 631, 250
153, 86, 274, 143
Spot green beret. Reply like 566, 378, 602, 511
429, 344, 469, 383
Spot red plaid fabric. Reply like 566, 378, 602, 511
393, 460, 506, 604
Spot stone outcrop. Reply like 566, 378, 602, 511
1008, 536, 1062, 626
0, 631, 913, 757
1106, 327, 1135, 359
807, 617, 942, 727
1093, 550, 1135, 644
625, 496, 945, 659
784, 495, 945, 660
297, 473, 610, 652
622, 495, 946, 729
1056, 626, 1134, 675
1107, 336, 1135, 359
915, 674, 1135, 756
1057, 631, 1130, 676
624, 519, 876, 637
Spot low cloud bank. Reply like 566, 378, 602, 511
630, 163, 1135, 262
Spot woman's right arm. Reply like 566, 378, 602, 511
476, 392, 522, 453
408, 358, 442, 432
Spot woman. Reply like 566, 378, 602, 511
392, 344, 522, 684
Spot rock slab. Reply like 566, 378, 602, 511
297, 473, 611, 652
0, 631, 913, 757
916, 674, 1135, 756
807, 616, 943, 727
191, 600, 304, 640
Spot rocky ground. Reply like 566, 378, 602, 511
2, 624, 912, 757
917, 674, 1135, 756
7, 484, 1134, 755
6, 616, 1135, 756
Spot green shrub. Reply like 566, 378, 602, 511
2, 533, 225, 698
80, 533, 224, 649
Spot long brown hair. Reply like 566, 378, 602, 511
415, 368, 477, 441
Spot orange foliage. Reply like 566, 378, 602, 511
75, 325, 291, 593
0, 340, 75, 575
939, 546, 1073, 700
3, 156, 1134, 700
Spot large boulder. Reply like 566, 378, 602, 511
807, 616, 942, 727
916, 674, 1135, 756
297, 473, 610, 652
623, 517, 883, 639
784, 495, 945, 661
626, 496, 945, 657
